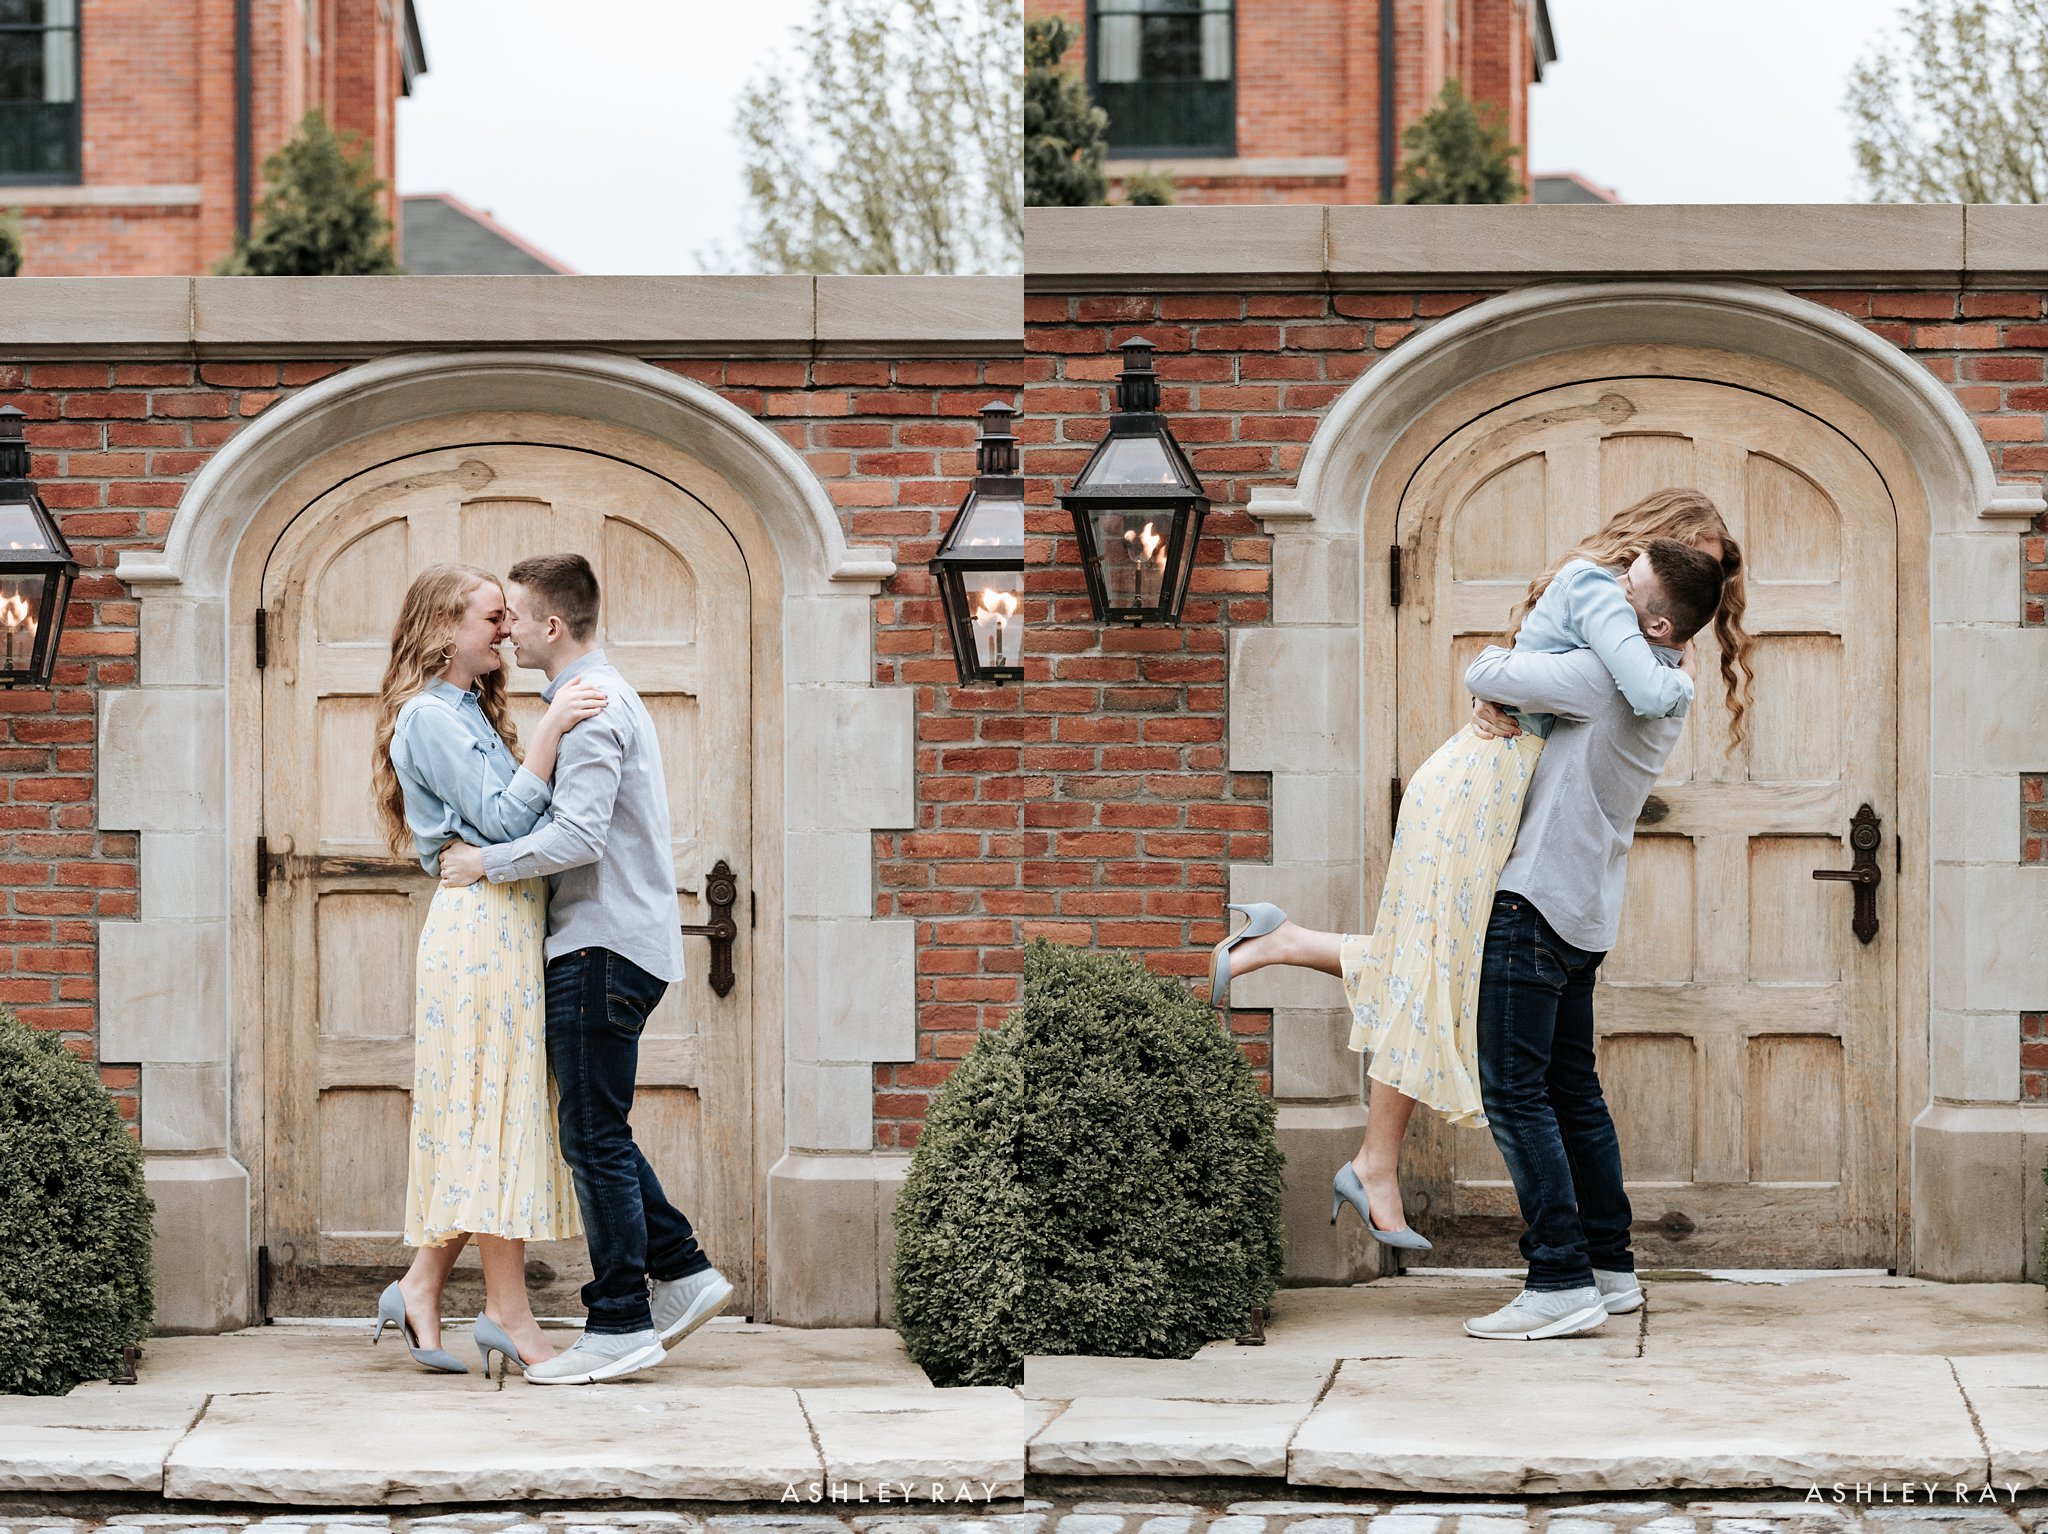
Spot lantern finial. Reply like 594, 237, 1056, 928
1115, 337, 1161, 414
975, 400, 1020, 476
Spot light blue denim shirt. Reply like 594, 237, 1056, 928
388, 679, 552, 876
1506, 559, 1695, 740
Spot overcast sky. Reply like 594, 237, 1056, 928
395, 0, 1907, 275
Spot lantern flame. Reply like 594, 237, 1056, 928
1, 594, 27, 629
973, 588, 1018, 668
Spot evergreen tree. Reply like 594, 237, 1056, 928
0, 212, 21, 278
1025, 16, 1108, 208
215, 110, 398, 276
1846, 0, 2048, 202
1120, 170, 1176, 206
726, 0, 1021, 275
1394, 79, 1525, 206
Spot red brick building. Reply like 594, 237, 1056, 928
0, 0, 422, 275
1027, 0, 1555, 204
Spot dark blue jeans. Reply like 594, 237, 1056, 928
1475, 891, 1634, 1292
545, 947, 710, 1333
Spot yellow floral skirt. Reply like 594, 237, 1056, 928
1340, 726, 1545, 1129
404, 876, 582, 1248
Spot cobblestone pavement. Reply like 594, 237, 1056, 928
1, 1499, 2043, 1534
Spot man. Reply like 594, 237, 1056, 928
1458, 536, 1726, 1341
440, 553, 732, 1384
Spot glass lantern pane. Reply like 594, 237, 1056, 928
952, 489, 1026, 552
965, 570, 1024, 672
0, 571, 46, 673
0, 501, 52, 553
1090, 507, 1174, 612
1079, 432, 1185, 489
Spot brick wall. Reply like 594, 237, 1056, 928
4, 284, 2045, 1144
1024, 0, 1539, 205
15, 0, 401, 276
2024, 1012, 2047, 1101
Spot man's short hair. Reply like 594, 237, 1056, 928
1642, 537, 1724, 644
507, 553, 601, 642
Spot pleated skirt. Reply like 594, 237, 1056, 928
403, 876, 583, 1247
1340, 725, 1546, 1128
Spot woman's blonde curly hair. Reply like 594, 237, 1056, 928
370, 563, 523, 858
1506, 486, 1755, 748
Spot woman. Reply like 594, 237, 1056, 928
367, 563, 608, 1375
1208, 489, 1754, 1247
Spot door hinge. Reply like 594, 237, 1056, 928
254, 607, 268, 669
256, 835, 270, 900
750, 890, 756, 930
1391, 776, 1404, 839
1896, 833, 1902, 875
1388, 545, 1403, 607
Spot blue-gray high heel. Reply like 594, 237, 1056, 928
1209, 901, 1289, 1014
473, 1313, 528, 1379
372, 1280, 468, 1374
1331, 1162, 1433, 1251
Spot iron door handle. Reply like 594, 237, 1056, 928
679, 858, 740, 997
1812, 804, 1882, 945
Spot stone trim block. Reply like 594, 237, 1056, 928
787, 686, 916, 831
1270, 532, 1364, 627
98, 688, 226, 833
140, 1061, 229, 1153
785, 594, 876, 685
139, 598, 226, 687
1965, 204, 2048, 284
1930, 773, 2023, 865
1912, 1103, 2031, 1280
785, 917, 916, 1065
1227, 627, 1361, 774
0, 276, 193, 353
1269, 771, 1365, 869
785, 830, 877, 919
766, 1150, 910, 1327
99, 920, 227, 1064
1272, 1005, 1363, 1102
786, 1060, 875, 1152
1025, 205, 1326, 289
1945, 865, 2048, 1011
145, 1154, 251, 1333
816, 275, 1021, 352
1930, 626, 2048, 772
1930, 532, 2025, 627
1930, 1010, 2023, 1103
138, 831, 228, 922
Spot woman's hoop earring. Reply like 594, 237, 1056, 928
437, 645, 455, 665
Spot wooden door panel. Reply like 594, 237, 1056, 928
261, 443, 756, 1318
1395, 376, 1897, 1270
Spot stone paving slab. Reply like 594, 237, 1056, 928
1640, 1280, 2048, 1360
0, 1390, 207, 1493
1191, 1287, 1642, 1362
800, 1388, 1064, 1497
1952, 1354, 2048, 1488
161, 1387, 820, 1503
1020, 1356, 1338, 1404
1029, 1398, 1317, 1478
1287, 1354, 1986, 1494
131, 1323, 930, 1396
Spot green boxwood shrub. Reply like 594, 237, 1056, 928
892, 939, 1284, 1386
0, 1007, 154, 1394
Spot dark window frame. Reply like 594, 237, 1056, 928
1085, 0, 1237, 160
0, 0, 82, 186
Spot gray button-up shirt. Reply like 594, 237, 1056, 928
1465, 643, 1687, 954
480, 649, 686, 983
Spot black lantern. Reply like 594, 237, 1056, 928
0, 406, 77, 690
931, 401, 1026, 685
1060, 337, 1209, 625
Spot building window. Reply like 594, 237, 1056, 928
0, 0, 79, 184
1089, 0, 1234, 158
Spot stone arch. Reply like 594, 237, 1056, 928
102, 351, 916, 1330
1226, 282, 2038, 1285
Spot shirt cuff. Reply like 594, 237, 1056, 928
480, 844, 523, 884
505, 765, 551, 814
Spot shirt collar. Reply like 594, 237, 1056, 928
425, 678, 480, 708
541, 647, 608, 701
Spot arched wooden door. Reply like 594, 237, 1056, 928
257, 442, 757, 1317
1394, 376, 1899, 1269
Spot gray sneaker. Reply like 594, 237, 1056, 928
1593, 1268, 1644, 1314
522, 1327, 666, 1385
650, 1267, 734, 1348
1464, 1285, 1608, 1340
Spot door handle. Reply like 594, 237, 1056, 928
1812, 804, 1882, 945
679, 859, 740, 997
